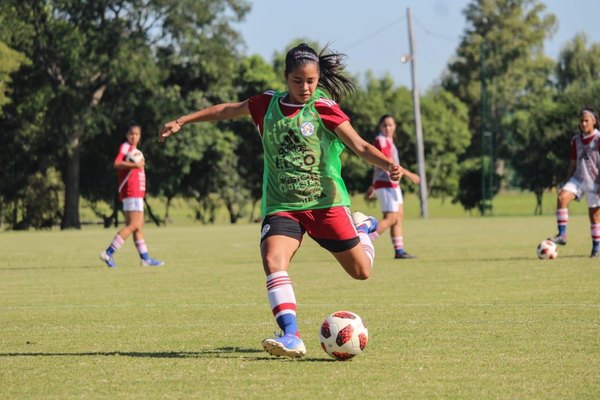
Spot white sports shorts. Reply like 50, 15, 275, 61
122, 197, 144, 212
562, 178, 600, 208
375, 187, 404, 212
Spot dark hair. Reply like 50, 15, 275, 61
378, 114, 395, 127
579, 107, 600, 130
127, 123, 141, 133
284, 43, 356, 103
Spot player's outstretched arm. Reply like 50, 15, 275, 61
401, 168, 421, 185
334, 121, 402, 181
159, 100, 250, 143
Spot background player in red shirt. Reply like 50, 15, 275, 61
99, 124, 164, 267
365, 115, 420, 259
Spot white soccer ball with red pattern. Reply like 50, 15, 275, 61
126, 149, 144, 164
319, 311, 368, 360
536, 239, 558, 259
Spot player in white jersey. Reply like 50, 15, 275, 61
549, 108, 600, 257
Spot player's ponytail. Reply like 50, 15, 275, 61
285, 43, 356, 103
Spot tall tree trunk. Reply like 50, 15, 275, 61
61, 128, 81, 229
60, 84, 106, 229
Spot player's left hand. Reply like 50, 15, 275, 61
159, 120, 182, 143
388, 164, 404, 181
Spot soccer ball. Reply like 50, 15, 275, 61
536, 239, 558, 259
319, 311, 368, 360
127, 149, 144, 164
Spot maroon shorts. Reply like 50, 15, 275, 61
260, 206, 360, 252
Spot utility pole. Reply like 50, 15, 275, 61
405, 7, 429, 218
480, 43, 493, 215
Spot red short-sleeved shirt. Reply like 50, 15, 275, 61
569, 132, 600, 160
247, 90, 349, 135
115, 142, 146, 200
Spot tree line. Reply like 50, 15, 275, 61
1, 0, 600, 230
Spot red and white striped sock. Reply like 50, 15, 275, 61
556, 208, 568, 236
369, 231, 380, 241
357, 232, 375, 269
107, 235, 124, 255
591, 223, 600, 242
135, 239, 150, 259
392, 236, 404, 252
266, 271, 298, 336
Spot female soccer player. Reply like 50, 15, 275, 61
159, 43, 405, 358
365, 115, 420, 259
549, 107, 600, 257
99, 124, 164, 268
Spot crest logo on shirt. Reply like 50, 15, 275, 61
300, 122, 315, 137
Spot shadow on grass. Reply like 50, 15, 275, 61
0, 347, 335, 362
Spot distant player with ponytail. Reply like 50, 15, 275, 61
160, 43, 407, 358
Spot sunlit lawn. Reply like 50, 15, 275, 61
1, 194, 599, 398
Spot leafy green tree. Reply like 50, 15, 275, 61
420, 89, 471, 200
506, 78, 600, 214
555, 34, 600, 91
0, 0, 250, 229
343, 73, 411, 194
0, 41, 29, 116
231, 54, 283, 221
444, 0, 556, 136
442, 0, 557, 212
502, 98, 567, 214
453, 157, 501, 214
503, 33, 600, 214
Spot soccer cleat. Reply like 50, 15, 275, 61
262, 332, 306, 359
352, 211, 378, 234
548, 235, 567, 245
395, 252, 416, 259
99, 251, 117, 268
591, 250, 599, 258
140, 258, 165, 267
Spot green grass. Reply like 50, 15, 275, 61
105, 190, 590, 226
1, 213, 600, 399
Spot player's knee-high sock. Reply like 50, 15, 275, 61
591, 223, 600, 253
358, 232, 375, 268
135, 239, 150, 260
266, 271, 299, 336
392, 236, 404, 256
557, 208, 568, 236
106, 235, 124, 256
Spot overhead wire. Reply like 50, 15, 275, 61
343, 16, 406, 51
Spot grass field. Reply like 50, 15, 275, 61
1, 210, 600, 398
92, 190, 589, 227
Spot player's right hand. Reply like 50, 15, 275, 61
388, 164, 403, 181
159, 120, 182, 143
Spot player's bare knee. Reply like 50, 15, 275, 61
351, 265, 371, 280
262, 252, 287, 273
